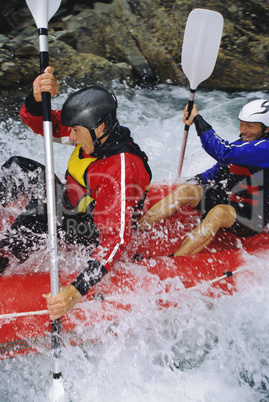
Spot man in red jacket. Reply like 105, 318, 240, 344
0, 66, 151, 319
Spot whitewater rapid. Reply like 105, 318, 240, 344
0, 84, 269, 401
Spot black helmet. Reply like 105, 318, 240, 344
61, 86, 118, 131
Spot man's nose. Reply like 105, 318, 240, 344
69, 129, 76, 141
240, 124, 247, 134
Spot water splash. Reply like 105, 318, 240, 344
1, 85, 269, 401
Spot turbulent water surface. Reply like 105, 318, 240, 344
0, 84, 269, 402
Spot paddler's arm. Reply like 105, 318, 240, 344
21, 66, 59, 117
19, 66, 71, 141
43, 260, 108, 319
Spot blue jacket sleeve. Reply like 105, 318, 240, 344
200, 162, 221, 183
193, 114, 269, 168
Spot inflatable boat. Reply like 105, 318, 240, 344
1, 182, 268, 359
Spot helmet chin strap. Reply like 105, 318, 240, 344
90, 121, 118, 152
257, 124, 269, 139
89, 129, 97, 145
93, 130, 109, 149
262, 125, 269, 138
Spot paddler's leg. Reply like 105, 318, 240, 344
174, 204, 237, 256
138, 183, 203, 231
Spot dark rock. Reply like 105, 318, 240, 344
0, 0, 268, 92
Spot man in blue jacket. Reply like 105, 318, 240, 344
138, 99, 269, 256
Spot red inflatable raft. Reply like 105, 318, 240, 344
0, 183, 268, 359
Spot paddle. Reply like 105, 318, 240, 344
178, 8, 223, 176
25, 0, 63, 400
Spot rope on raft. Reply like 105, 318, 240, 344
0, 309, 48, 319
0, 265, 251, 321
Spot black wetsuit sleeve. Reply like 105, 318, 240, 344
186, 174, 204, 184
24, 91, 43, 116
193, 174, 204, 184
193, 114, 212, 137
71, 260, 108, 296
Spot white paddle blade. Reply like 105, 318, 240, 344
26, 0, 62, 29
181, 9, 223, 90
49, 377, 65, 402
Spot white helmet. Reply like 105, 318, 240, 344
238, 99, 269, 127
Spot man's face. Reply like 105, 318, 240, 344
239, 121, 267, 142
69, 125, 95, 154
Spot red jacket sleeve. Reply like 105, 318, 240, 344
19, 104, 70, 139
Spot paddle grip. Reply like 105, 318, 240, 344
52, 318, 62, 356
39, 52, 49, 74
42, 92, 52, 122
184, 89, 196, 132
52, 318, 62, 377
40, 49, 52, 121
38, 28, 49, 73
38, 30, 52, 123
178, 88, 196, 176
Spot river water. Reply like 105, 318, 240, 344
0, 84, 269, 401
